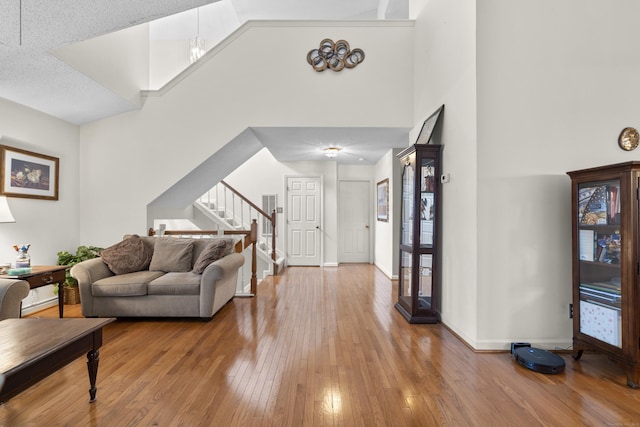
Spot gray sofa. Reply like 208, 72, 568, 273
0, 278, 30, 320
70, 235, 244, 320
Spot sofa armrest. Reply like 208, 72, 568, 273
0, 278, 30, 320
71, 257, 113, 285
201, 252, 245, 283
70, 258, 113, 316
199, 252, 245, 317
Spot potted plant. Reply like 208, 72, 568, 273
56, 245, 102, 304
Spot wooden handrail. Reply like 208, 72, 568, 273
221, 180, 270, 218
219, 180, 278, 275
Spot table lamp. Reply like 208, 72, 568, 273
0, 196, 14, 273
0, 196, 15, 223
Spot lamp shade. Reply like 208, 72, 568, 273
0, 196, 15, 223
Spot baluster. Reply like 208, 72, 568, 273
271, 209, 277, 274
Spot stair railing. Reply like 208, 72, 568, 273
204, 180, 278, 275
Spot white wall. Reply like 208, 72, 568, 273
0, 97, 80, 312
79, 21, 414, 248
53, 24, 150, 108
474, 0, 640, 350
373, 149, 399, 278
149, 1, 241, 89
411, 0, 479, 346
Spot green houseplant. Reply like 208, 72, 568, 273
56, 245, 103, 303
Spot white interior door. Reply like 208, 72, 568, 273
286, 176, 321, 266
339, 180, 370, 263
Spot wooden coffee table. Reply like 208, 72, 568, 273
0, 317, 115, 403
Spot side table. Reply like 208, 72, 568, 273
0, 266, 68, 318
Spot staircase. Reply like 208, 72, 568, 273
196, 181, 284, 278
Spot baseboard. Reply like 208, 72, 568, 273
21, 298, 57, 316
473, 338, 573, 352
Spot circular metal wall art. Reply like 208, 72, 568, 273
618, 127, 639, 151
307, 38, 365, 72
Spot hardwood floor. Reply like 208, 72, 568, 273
1, 265, 639, 426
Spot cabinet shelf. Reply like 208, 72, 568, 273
579, 260, 620, 268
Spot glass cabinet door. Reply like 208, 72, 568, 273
577, 179, 622, 348
420, 159, 436, 247
398, 157, 415, 314
418, 254, 433, 309
401, 159, 415, 247
399, 250, 412, 312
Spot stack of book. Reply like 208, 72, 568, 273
579, 282, 621, 309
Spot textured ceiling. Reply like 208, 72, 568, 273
0, 0, 213, 124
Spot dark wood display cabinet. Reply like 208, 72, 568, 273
567, 162, 640, 388
396, 144, 442, 323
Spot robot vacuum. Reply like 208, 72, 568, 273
511, 343, 565, 374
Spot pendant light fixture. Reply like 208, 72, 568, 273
189, 8, 205, 63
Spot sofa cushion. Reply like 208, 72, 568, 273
148, 272, 201, 295
149, 238, 194, 272
192, 238, 236, 274
100, 235, 152, 275
92, 271, 164, 297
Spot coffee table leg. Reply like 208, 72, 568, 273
87, 349, 100, 402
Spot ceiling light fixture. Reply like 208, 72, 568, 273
324, 147, 340, 158
189, 8, 205, 63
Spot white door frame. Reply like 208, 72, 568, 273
284, 175, 323, 267
338, 179, 372, 264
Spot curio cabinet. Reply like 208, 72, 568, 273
396, 144, 442, 323
567, 162, 640, 387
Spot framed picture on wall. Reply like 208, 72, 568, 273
415, 104, 445, 145
0, 145, 59, 200
377, 178, 389, 222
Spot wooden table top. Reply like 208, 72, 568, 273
0, 318, 115, 375
0, 265, 68, 279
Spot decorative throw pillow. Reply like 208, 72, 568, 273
100, 235, 152, 275
192, 239, 235, 274
149, 238, 194, 272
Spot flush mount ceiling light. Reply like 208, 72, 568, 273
190, 8, 205, 63
324, 147, 341, 158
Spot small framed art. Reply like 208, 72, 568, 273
0, 145, 59, 200
415, 104, 445, 145
377, 178, 389, 222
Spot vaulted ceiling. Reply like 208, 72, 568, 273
0, 0, 409, 164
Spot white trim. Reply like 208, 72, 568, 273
20, 298, 57, 316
